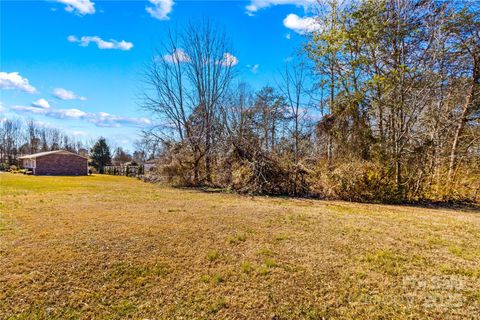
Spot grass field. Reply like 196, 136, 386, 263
1, 173, 479, 319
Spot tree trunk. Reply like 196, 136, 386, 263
193, 151, 201, 186
447, 91, 472, 185
205, 126, 212, 184
447, 55, 478, 188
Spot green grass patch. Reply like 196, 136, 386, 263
228, 232, 247, 244
440, 264, 478, 277
211, 273, 224, 284
103, 262, 170, 283
257, 266, 270, 276
241, 261, 253, 273
264, 258, 277, 268
208, 297, 227, 314
363, 249, 408, 275
206, 250, 220, 262
111, 300, 138, 317
201, 272, 225, 284
274, 234, 288, 241
427, 235, 447, 247
0, 218, 7, 233
328, 204, 358, 214
257, 248, 274, 256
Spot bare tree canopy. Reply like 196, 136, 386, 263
142, 20, 236, 184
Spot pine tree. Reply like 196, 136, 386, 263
90, 137, 112, 174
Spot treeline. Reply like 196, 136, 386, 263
0, 119, 87, 167
307, 0, 480, 202
141, 0, 479, 203
2, 1, 476, 203
89, 138, 151, 173
0, 120, 152, 173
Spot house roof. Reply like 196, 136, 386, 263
18, 150, 88, 160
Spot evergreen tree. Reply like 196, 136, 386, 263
90, 137, 111, 174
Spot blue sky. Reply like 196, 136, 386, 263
1, 0, 318, 150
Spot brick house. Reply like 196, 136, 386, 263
19, 150, 88, 176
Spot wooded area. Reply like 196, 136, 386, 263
141, 0, 479, 203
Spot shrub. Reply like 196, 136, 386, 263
312, 160, 398, 202
158, 143, 199, 186
229, 152, 293, 195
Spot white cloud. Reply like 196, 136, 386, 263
285, 33, 292, 39
67, 35, 78, 42
218, 53, 239, 67
283, 13, 321, 34
163, 50, 237, 67
12, 105, 86, 118
11, 105, 151, 128
247, 64, 260, 74
53, 88, 86, 101
68, 35, 133, 51
0, 102, 9, 122
163, 49, 190, 63
0, 72, 37, 94
246, 0, 314, 15
146, 0, 174, 20
11, 106, 49, 115
31, 98, 51, 109
90, 112, 151, 128
72, 130, 87, 137
55, 0, 95, 15
57, 108, 88, 119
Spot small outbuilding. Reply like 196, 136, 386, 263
143, 158, 158, 172
19, 150, 88, 176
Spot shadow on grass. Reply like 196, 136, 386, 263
171, 184, 480, 213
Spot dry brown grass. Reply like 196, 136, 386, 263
1, 173, 479, 319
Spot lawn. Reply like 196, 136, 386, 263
1, 173, 479, 319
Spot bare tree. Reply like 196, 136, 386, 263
279, 62, 308, 165
26, 120, 40, 154
279, 62, 309, 194
0, 119, 22, 165
143, 20, 236, 185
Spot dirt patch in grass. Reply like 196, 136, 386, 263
1, 173, 479, 319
